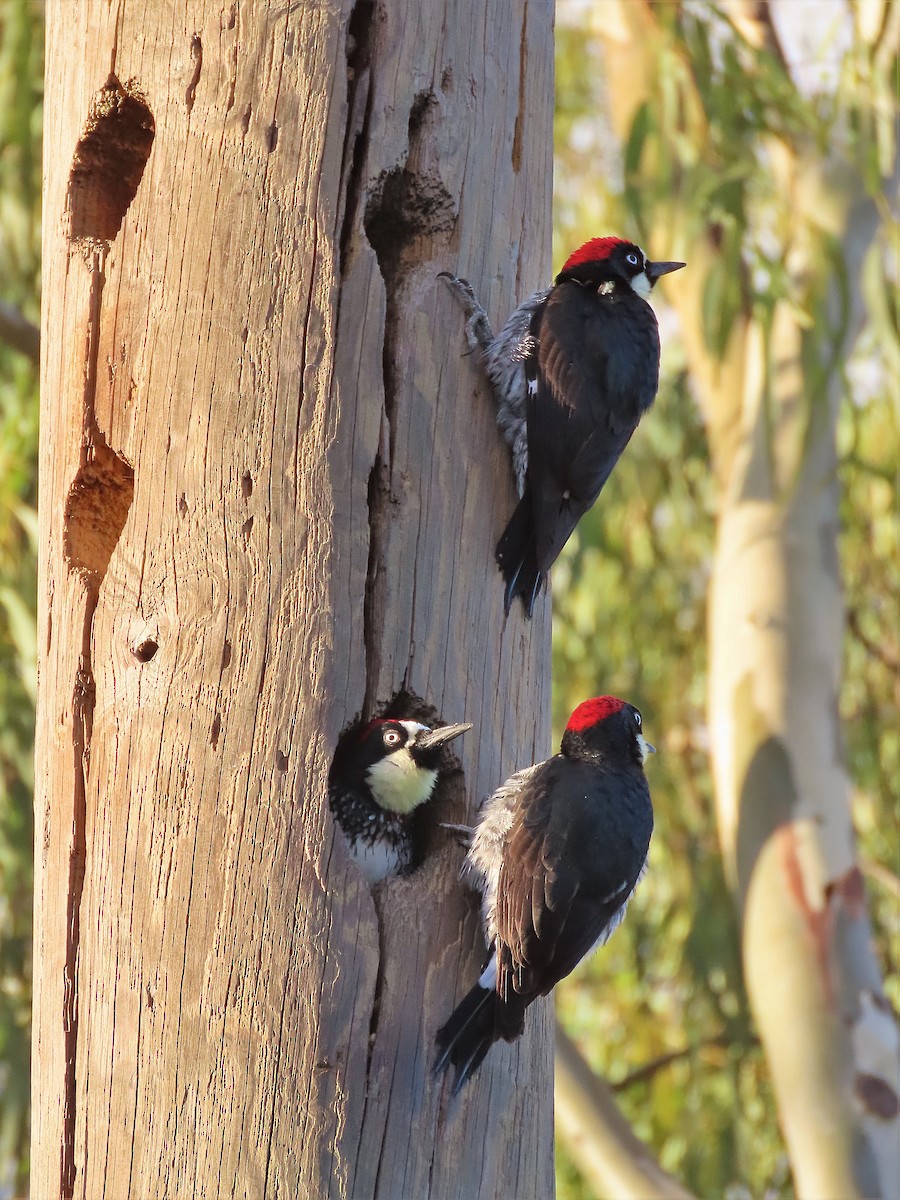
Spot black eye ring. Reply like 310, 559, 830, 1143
626, 252, 640, 266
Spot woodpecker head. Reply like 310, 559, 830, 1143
560, 695, 655, 766
332, 718, 471, 815
556, 237, 685, 301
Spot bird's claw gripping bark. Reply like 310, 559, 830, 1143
440, 821, 475, 848
438, 271, 495, 355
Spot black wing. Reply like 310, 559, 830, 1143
493, 756, 652, 1019
526, 284, 660, 572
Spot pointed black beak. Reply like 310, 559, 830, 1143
645, 259, 686, 284
413, 723, 472, 753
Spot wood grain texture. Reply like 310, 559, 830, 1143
34, 1, 554, 1197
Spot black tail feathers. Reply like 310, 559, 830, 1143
434, 984, 497, 1096
496, 493, 544, 618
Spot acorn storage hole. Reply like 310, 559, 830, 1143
63, 443, 135, 582
67, 73, 155, 244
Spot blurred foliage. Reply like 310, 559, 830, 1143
553, 2, 898, 1198
0, 0, 41, 1192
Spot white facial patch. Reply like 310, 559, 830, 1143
628, 270, 652, 300
398, 720, 429, 740
366, 751, 437, 815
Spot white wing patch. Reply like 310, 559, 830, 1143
591, 861, 648, 952
479, 951, 498, 990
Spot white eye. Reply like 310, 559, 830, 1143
383, 729, 402, 746
634, 711, 642, 726
625, 253, 640, 267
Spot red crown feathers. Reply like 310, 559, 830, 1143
565, 695, 627, 732
561, 237, 630, 273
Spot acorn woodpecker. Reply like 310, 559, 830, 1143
434, 695, 655, 1094
442, 237, 685, 616
329, 717, 471, 884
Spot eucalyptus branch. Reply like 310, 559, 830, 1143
610, 1033, 758, 1092
0, 301, 39, 363
846, 607, 900, 674
860, 857, 900, 900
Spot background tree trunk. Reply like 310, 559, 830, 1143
705, 148, 900, 1200
595, 3, 900, 1195
33, 2, 554, 1197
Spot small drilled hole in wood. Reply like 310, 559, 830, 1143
241, 471, 253, 498
276, 750, 289, 772
67, 73, 155, 244
133, 639, 158, 663
210, 713, 222, 747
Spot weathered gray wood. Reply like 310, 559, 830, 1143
34, 1, 554, 1196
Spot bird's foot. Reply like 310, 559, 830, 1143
440, 821, 474, 847
438, 272, 494, 354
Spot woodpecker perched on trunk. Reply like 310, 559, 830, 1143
442, 237, 685, 616
329, 717, 471, 884
435, 696, 654, 1094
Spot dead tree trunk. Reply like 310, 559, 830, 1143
33, 2, 554, 1197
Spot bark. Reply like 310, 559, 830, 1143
596, 2, 900, 1196
33, 2, 554, 1198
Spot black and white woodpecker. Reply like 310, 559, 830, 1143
328, 717, 471, 884
435, 696, 655, 1093
441, 237, 685, 616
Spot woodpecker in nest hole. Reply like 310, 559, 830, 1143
329, 717, 471, 883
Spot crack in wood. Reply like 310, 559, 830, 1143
57, 207, 136, 1196
338, 0, 376, 277
361, 92, 456, 725
62, 603, 95, 1198
185, 34, 203, 114
362, 394, 392, 722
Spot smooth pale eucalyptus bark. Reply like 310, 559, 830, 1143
34, 2, 554, 1196
708, 185, 900, 1198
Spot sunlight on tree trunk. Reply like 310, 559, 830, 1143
33, 2, 555, 1196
